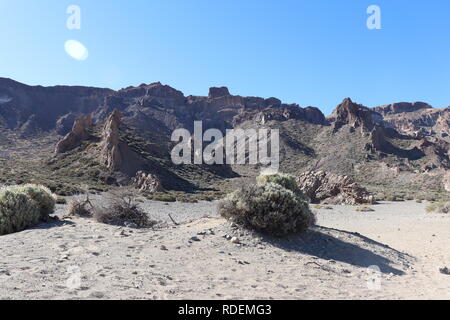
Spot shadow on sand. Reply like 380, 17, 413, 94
31, 218, 75, 231
262, 226, 409, 275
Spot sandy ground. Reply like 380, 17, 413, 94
0, 199, 449, 300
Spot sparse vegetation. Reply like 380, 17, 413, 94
219, 173, 315, 237
0, 184, 56, 235
426, 201, 450, 214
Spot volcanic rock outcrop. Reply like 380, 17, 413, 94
100, 110, 123, 171
55, 113, 93, 154
329, 98, 374, 133
296, 171, 374, 205
372, 103, 450, 141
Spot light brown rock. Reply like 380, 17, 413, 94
296, 170, 374, 205
100, 110, 122, 171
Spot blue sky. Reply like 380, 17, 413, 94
0, 0, 449, 115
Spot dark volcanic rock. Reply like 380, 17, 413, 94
56, 113, 78, 136
329, 98, 374, 133
208, 87, 231, 99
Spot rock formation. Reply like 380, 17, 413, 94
100, 110, 123, 171
329, 98, 374, 133
56, 113, 78, 136
296, 171, 374, 205
208, 87, 231, 99
372, 103, 450, 142
55, 113, 92, 154
444, 172, 450, 192
133, 171, 164, 193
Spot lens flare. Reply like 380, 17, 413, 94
64, 40, 89, 61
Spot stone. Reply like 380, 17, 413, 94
133, 171, 164, 193
296, 170, 374, 205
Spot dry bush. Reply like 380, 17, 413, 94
219, 174, 315, 237
65, 199, 93, 218
94, 190, 157, 228
64, 190, 94, 218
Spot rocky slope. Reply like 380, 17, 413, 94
372, 102, 450, 142
0, 78, 448, 198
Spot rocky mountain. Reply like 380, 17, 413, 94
0, 78, 448, 199
372, 102, 450, 142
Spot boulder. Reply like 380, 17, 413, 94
133, 171, 164, 193
296, 170, 374, 205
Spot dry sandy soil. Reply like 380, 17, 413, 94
0, 199, 449, 300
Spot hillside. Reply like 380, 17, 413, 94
0, 78, 448, 200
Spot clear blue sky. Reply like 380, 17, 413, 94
1, 0, 449, 115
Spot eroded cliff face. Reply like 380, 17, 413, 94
373, 103, 450, 142
328, 98, 374, 133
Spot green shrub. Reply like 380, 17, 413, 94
15, 184, 56, 219
256, 173, 309, 201
218, 180, 315, 237
0, 184, 56, 235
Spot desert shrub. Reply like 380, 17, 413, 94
257, 173, 309, 199
0, 184, 56, 235
426, 202, 450, 214
65, 199, 93, 218
15, 184, 56, 219
257, 173, 298, 192
218, 181, 315, 237
94, 190, 157, 228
